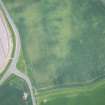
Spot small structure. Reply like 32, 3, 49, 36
43, 99, 47, 103
22, 92, 28, 101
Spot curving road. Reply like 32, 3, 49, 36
0, 0, 36, 105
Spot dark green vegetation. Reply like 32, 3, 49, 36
0, 85, 25, 105
38, 80, 105, 105
3, 0, 105, 88
0, 75, 32, 105
16, 50, 27, 73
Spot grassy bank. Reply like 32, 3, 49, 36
37, 80, 105, 105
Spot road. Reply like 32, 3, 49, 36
0, 9, 13, 72
0, 1, 36, 105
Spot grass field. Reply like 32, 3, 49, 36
3, 0, 105, 89
37, 80, 105, 105
2, 0, 105, 105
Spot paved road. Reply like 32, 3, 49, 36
0, 1, 36, 105
0, 9, 13, 72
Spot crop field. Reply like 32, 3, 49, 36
0, 75, 32, 105
37, 80, 105, 105
3, 0, 105, 89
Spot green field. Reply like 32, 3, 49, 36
4, 0, 105, 89
3, 0, 105, 105
38, 80, 105, 105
